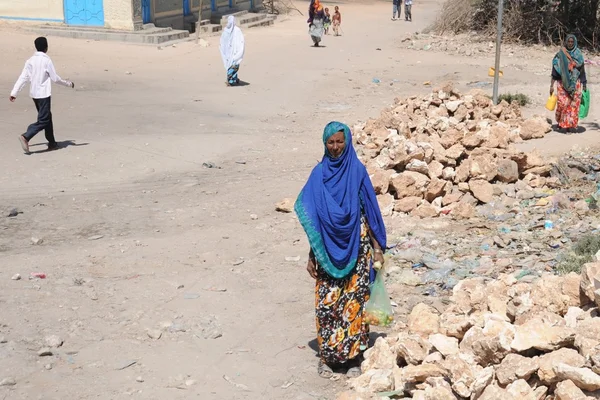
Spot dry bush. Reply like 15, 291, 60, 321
262, 0, 303, 15
428, 0, 475, 35
430, 0, 600, 49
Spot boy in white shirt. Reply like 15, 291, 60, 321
10, 37, 75, 154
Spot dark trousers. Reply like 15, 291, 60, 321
405, 4, 412, 20
24, 96, 55, 145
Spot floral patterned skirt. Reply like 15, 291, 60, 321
556, 80, 582, 129
315, 219, 372, 366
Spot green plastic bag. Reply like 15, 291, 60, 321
580, 89, 590, 119
364, 269, 394, 327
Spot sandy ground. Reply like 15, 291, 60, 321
0, 1, 599, 399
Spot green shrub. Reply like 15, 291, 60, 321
556, 234, 600, 275
498, 93, 531, 107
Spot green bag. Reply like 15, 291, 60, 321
580, 89, 590, 119
364, 269, 394, 327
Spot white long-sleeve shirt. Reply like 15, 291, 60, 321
11, 52, 72, 99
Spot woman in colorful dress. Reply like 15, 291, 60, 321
308, 0, 325, 47
295, 121, 387, 379
550, 34, 587, 133
219, 16, 245, 86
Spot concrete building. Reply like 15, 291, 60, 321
0, 0, 255, 31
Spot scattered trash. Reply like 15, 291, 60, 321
37, 348, 53, 357
116, 360, 137, 370
30, 272, 46, 279
223, 375, 251, 392
285, 256, 301, 262
7, 208, 22, 217
233, 258, 245, 266
204, 287, 227, 292
202, 162, 221, 169
372, 78, 381, 84
87, 235, 104, 241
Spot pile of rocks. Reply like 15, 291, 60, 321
354, 86, 555, 219
399, 33, 536, 59
339, 263, 600, 400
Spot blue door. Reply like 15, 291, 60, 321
142, 0, 151, 23
183, 0, 191, 16
64, 0, 104, 26
211, 0, 216, 12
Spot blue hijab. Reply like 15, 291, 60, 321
294, 122, 387, 279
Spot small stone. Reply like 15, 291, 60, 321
136, 376, 144, 383
11, 274, 21, 281
469, 180, 494, 203
87, 235, 104, 241
555, 379, 587, 400
147, 329, 162, 340
44, 363, 53, 370
554, 364, 600, 391
250, 214, 258, 220
428, 334, 459, 357
31, 237, 43, 245
44, 335, 64, 348
37, 347, 53, 357
285, 256, 300, 262
394, 196, 422, 213
0, 377, 16, 386
496, 353, 539, 386
496, 159, 519, 183
408, 303, 440, 337
538, 348, 586, 385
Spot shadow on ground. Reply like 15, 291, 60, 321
28, 140, 90, 154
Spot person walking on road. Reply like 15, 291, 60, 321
308, 0, 326, 47
295, 121, 387, 379
550, 34, 586, 133
404, 0, 413, 21
392, 0, 401, 21
10, 37, 75, 154
220, 16, 245, 86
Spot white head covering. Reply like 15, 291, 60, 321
219, 16, 245, 70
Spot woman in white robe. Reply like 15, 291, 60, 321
219, 16, 245, 86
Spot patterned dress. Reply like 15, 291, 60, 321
315, 216, 372, 365
556, 80, 582, 129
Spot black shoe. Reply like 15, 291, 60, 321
47, 143, 59, 151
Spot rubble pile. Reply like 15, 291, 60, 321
354, 86, 556, 219
339, 264, 600, 400
399, 33, 536, 59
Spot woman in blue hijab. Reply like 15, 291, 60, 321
550, 34, 586, 133
295, 121, 387, 379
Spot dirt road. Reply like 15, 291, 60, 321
0, 1, 598, 399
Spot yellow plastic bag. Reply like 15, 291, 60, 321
545, 94, 557, 111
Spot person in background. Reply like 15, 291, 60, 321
332, 6, 342, 36
10, 37, 75, 154
308, 0, 325, 47
324, 7, 332, 35
404, 0, 413, 22
392, 0, 401, 21
295, 121, 386, 379
220, 16, 245, 86
550, 34, 586, 133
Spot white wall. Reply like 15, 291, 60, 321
0, 0, 64, 21
104, 0, 134, 30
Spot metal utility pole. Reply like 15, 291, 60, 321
492, 0, 504, 105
